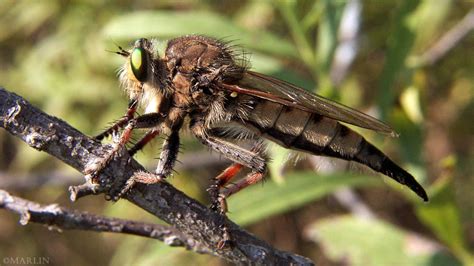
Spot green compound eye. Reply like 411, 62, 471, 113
130, 47, 148, 82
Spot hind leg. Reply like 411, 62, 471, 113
190, 121, 267, 213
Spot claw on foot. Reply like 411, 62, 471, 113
217, 193, 228, 214
208, 189, 228, 215
217, 224, 233, 249
83, 157, 103, 176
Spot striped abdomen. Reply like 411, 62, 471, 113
240, 99, 428, 201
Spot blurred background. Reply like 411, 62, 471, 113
0, 0, 473, 265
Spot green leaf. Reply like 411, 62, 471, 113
301, 1, 324, 32
228, 172, 380, 226
307, 215, 460, 266
416, 176, 474, 265
102, 10, 297, 58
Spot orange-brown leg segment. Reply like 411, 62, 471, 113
216, 163, 244, 186
208, 163, 243, 213
95, 100, 138, 141
128, 129, 160, 156
222, 172, 265, 199
213, 169, 266, 250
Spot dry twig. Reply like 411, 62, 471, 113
0, 87, 313, 265
0, 189, 209, 253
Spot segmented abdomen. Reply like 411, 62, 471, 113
240, 99, 428, 201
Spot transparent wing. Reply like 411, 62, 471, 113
221, 71, 397, 137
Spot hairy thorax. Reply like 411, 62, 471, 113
165, 36, 244, 110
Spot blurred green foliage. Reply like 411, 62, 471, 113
0, 0, 473, 265
307, 215, 461, 266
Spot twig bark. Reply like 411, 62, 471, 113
0, 88, 314, 265
0, 189, 209, 253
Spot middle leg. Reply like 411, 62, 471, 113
116, 118, 183, 196
128, 129, 160, 156
119, 129, 181, 197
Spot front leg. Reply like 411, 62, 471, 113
94, 99, 138, 141
85, 112, 167, 192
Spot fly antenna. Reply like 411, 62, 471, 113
105, 40, 130, 57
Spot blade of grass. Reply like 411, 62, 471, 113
228, 172, 380, 226
276, 1, 316, 71
315, 0, 345, 97
377, 0, 420, 120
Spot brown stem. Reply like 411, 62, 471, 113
0, 87, 313, 265
0, 189, 209, 253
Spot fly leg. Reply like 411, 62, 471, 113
85, 112, 167, 197
190, 119, 267, 249
191, 120, 267, 248
94, 100, 138, 141
128, 129, 160, 156
126, 128, 181, 183
221, 172, 266, 200
118, 130, 181, 198
208, 163, 243, 213
204, 127, 259, 212
208, 141, 266, 213
155, 130, 180, 178
191, 120, 267, 212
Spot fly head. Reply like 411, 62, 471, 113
118, 38, 169, 103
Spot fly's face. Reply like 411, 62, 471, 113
117, 38, 168, 113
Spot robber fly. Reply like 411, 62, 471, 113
88, 35, 428, 219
